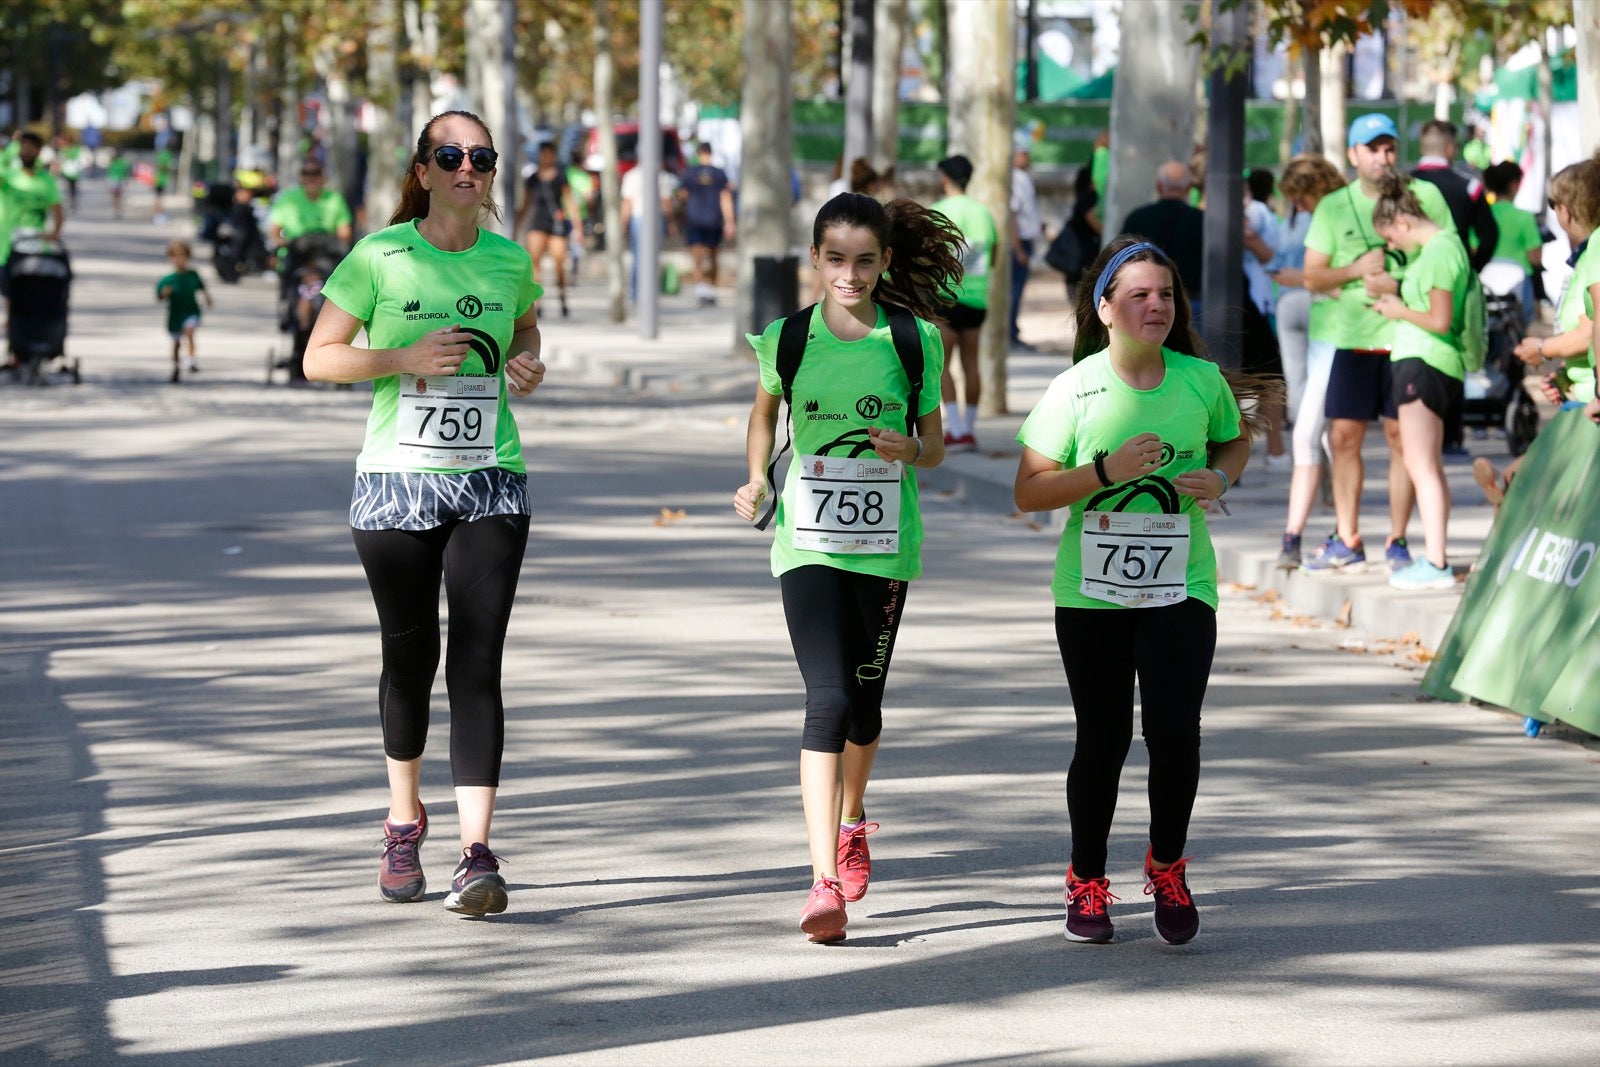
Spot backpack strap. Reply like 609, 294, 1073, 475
881, 303, 924, 435
753, 303, 817, 530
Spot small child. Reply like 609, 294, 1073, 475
155, 239, 212, 383
295, 262, 327, 333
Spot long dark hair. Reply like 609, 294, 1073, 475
811, 192, 964, 322
1073, 234, 1279, 439
389, 110, 501, 227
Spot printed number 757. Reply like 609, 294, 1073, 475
1095, 541, 1172, 581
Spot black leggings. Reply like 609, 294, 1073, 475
351, 514, 529, 787
780, 566, 909, 754
1056, 598, 1217, 879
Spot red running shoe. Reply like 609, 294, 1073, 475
836, 820, 879, 902
1063, 865, 1117, 944
799, 877, 848, 943
378, 803, 428, 903
1144, 849, 1199, 945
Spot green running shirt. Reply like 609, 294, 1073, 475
321, 220, 542, 474
269, 185, 353, 240
1391, 229, 1471, 380
750, 304, 945, 581
929, 193, 998, 308
156, 269, 206, 333
1304, 179, 1453, 350
1556, 238, 1600, 403
1016, 348, 1243, 610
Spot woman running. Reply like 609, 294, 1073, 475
304, 110, 546, 917
732, 192, 962, 944
1370, 172, 1474, 590
513, 141, 581, 318
1014, 235, 1270, 946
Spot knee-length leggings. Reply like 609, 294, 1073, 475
1056, 598, 1217, 879
780, 566, 909, 754
351, 514, 529, 787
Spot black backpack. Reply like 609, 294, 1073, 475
754, 302, 926, 530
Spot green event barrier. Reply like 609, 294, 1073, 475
787, 100, 1462, 170
1422, 410, 1600, 735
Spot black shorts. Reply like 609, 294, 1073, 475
1325, 348, 1398, 421
685, 223, 723, 249
936, 302, 987, 332
530, 219, 572, 238
1390, 357, 1464, 421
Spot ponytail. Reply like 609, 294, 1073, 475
1370, 170, 1422, 229
388, 109, 502, 227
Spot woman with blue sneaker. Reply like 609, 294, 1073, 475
1370, 172, 1473, 591
1014, 236, 1272, 945
733, 192, 961, 943
305, 111, 545, 916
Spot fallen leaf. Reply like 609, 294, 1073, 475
653, 507, 688, 526
1336, 600, 1353, 628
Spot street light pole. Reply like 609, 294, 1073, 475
639, 0, 663, 340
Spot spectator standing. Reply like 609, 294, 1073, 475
618, 161, 676, 303
1119, 161, 1205, 326
1008, 144, 1045, 349
677, 142, 735, 308
929, 154, 998, 452
1057, 164, 1102, 303
1480, 161, 1546, 322
1299, 114, 1453, 576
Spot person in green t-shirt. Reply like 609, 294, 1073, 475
732, 191, 962, 945
928, 154, 998, 452
155, 239, 212, 383
0, 132, 64, 270
1301, 113, 1454, 577
1479, 161, 1546, 322
105, 150, 131, 218
267, 159, 354, 248
1014, 235, 1258, 947
303, 111, 546, 919
1370, 174, 1472, 591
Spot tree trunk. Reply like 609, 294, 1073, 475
1319, 42, 1347, 170
844, 0, 874, 165
947, 0, 1014, 415
1302, 43, 1322, 158
1104, 0, 1196, 235
736, 0, 795, 355
871, 0, 906, 174
1279, 47, 1298, 166
277, 10, 301, 187
1537, 35, 1555, 209
466, 0, 509, 232
1577, 0, 1600, 155
594, 0, 627, 323
366, 0, 402, 234
405, 0, 440, 136
1201, 0, 1248, 369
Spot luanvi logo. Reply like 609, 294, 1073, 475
804, 400, 820, 413
382, 245, 415, 257
403, 299, 421, 313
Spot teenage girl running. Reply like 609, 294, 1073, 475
305, 110, 546, 917
1014, 235, 1272, 946
733, 192, 962, 943
1370, 173, 1474, 590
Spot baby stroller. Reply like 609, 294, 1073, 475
6, 234, 79, 386
1467, 262, 1539, 455
266, 232, 344, 385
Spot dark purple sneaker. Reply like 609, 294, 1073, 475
379, 803, 428, 903
1144, 849, 1199, 945
1063, 866, 1117, 944
446, 842, 508, 916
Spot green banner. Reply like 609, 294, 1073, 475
1422, 410, 1600, 735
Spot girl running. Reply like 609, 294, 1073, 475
1370, 172, 1474, 590
1013, 235, 1271, 946
513, 141, 581, 318
732, 192, 962, 943
304, 110, 546, 917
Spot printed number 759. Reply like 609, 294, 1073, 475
1094, 541, 1173, 582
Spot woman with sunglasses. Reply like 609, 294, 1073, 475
305, 110, 546, 917
1014, 236, 1271, 946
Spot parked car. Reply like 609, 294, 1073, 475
582, 124, 685, 177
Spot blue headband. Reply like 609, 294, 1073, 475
1092, 241, 1162, 309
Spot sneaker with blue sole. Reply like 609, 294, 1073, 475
1301, 535, 1366, 573
1388, 558, 1456, 590
1384, 537, 1414, 574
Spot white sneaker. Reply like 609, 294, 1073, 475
1263, 452, 1292, 471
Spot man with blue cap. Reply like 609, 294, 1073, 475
1299, 114, 1454, 576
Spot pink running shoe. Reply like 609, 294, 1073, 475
836, 820, 879, 902
1144, 848, 1199, 945
379, 803, 428, 903
1063, 865, 1117, 944
799, 877, 848, 943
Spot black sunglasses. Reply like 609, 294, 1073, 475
432, 145, 498, 173
301, 170, 323, 178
